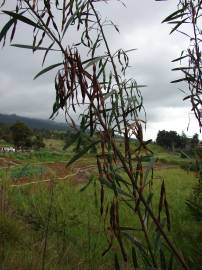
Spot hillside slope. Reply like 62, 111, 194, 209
0, 113, 68, 130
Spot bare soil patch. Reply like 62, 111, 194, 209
154, 162, 177, 170
8, 158, 175, 188
11, 160, 97, 187
0, 157, 21, 168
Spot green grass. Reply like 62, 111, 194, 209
0, 159, 54, 182
0, 149, 71, 163
154, 168, 202, 265
44, 138, 65, 151
0, 166, 201, 269
147, 143, 194, 168
0, 141, 201, 269
2, 181, 112, 270
0, 139, 13, 147
10, 164, 47, 180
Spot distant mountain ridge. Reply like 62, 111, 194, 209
0, 114, 68, 131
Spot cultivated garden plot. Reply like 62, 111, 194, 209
0, 154, 97, 186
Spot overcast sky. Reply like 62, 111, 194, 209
0, 0, 200, 140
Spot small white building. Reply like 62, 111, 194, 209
0, 146, 16, 152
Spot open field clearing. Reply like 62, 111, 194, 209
0, 143, 202, 269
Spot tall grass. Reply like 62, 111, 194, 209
0, 166, 201, 269
2, 179, 112, 269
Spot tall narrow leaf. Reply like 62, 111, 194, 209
0, 18, 15, 43
34, 62, 63, 79
3, 11, 43, 30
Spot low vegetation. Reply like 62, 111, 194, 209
0, 136, 202, 269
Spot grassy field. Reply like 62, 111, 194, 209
0, 140, 201, 269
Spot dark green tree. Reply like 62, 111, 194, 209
156, 130, 181, 151
0, 123, 12, 143
180, 131, 188, 149
10, 122, 32, 148
191, 133, 199, 148
32, 134, 45, 150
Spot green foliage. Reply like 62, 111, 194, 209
10, 122, 32, 148
1, 149, 70, 163
34, 62, 63, 80
187, 181, 202, 222
156, 130, 187, 151
191, 133, 199, 148
0, 167, 200, 269
0, 121, 45, 150
6, 182, 110, 269
0, 215, 22, 244
161, 0, 202, 127
186, 174, 202, 267
186, 150, 202, 222
10, 164, 46, 180
32, 134, 45, 150
0, 123, 12, 143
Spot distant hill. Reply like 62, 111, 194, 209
0, 114, 68, 131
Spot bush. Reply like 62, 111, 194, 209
187, 180, 202, 222
0, 215, 21, 244
11, 164, 46, 180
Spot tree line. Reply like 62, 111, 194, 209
0, 122, 45, 149
156, 130, 199, 152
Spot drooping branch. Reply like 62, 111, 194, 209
161, 0, 202, 129
0, 1, 191, 269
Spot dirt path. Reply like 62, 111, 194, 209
154, 163, 178, 170
0, 156, 22, 168
0, 155, 178, 188
11, 164, 97, 187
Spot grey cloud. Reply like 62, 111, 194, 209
0, 76, 55, 118
99, 0, 177, 29
0, 0, 197, 139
